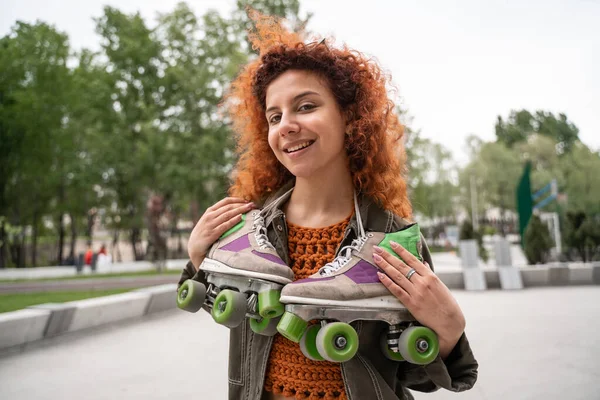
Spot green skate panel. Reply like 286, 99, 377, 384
316, 322, 359, 362
258, 290, 284, 318
398, 326, 439, 365
277, 312, 308, 343
378, 223, 422, 261
220, 213, 246, 239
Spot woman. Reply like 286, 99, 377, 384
179, 12, 477, 400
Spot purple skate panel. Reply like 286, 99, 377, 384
221, 234, 250, 252
251, 250, 287, 266
344, 260, 380, 284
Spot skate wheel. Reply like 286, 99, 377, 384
276, 312, 308, 343
258, 290, 284, 319
380, 332, 404, 362
315, 322, 359, 363
211, 289, 247, 328
250, 316, 280, 336
177, 280, 206, 313
398, 326, 439, 365
300, 325, 325, 361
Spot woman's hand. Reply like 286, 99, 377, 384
373, 242, 466, 359
188, 197, 256, 269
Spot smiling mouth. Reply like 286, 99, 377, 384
284, 140, 315, 153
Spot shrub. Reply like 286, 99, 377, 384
523, 215, 553, 264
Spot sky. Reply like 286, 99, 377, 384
2, 0, 599, 164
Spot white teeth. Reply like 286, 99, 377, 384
286, 141, 312, 153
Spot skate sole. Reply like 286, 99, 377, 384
279, 294, 409, 310
201, 258, 292, 285
280, 304, 414, 336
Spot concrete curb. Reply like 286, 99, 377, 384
0, 283, 177, 353
436, 263, 600, 289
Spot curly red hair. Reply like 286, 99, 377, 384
226, 12, 411, 218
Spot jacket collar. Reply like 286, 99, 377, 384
260, 179, 380, 235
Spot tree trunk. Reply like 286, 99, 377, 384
130, 227, 143, 261
0, 221, 6, 269
69, 213, 77, 265
112, 229, 122, 263
32, 212, 39, 267
56, 213, 65, 265
86, 209, 96, 246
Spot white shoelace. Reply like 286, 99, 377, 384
253, 213, 275, 250
319, 191, 367, 276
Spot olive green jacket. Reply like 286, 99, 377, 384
178, 182, 478, 399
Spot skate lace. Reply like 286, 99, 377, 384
319, 191, 366, 276
253, 213, 275, 251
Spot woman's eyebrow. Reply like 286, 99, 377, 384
266, 90, 320, 114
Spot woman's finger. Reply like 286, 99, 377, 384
373, 253, 415, 294
207, 197, 249, 213
377, 271, 410, 302
388, 241, 431, 275
213, 213, 245, 237
373, 246, 411, 275
207, 202, 255, 229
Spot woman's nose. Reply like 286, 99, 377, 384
278, 113, 299, 137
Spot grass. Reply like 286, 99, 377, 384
0, 289, 135, 314
0, 269, 181, 283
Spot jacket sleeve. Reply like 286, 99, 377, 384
176, 260, 208, 290
396, 332, 478, 393
395, 232, 478, 394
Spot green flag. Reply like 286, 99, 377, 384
516, 162, 533, 247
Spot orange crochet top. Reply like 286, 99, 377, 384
264, 215, 351, 400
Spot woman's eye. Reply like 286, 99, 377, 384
298, 104, 315, 111
269, 114, 281, 124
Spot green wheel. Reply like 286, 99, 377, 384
398, 326, 439, 365
257, 290, 284, 319
250, 316, 280, 336
315, 322, 359, 363
211, 289, 247, 328
299, 325, 325, 361
380, 332, 404, 361
276, 312, 308, 343
177, 280, 206, 313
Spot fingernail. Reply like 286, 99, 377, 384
373, 253, 383, 262
373, 245, 383, 253
390, 241, 401, 248
377, 272, 385, 280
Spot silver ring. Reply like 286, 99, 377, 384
405, 268, 417, 281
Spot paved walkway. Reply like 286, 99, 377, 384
1, 287, 598, 399
0, 275, 178, 293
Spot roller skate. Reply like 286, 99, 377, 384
177, 208, 293, 336
276, 196, 439, 364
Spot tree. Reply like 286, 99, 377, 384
523, 214, 553, 264
495, 109, 579, 152
459, 141, 522, 235
0, 22, 71, 267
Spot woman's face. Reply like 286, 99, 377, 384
265, 69, 348, 179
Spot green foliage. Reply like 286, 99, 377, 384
563, 212, 600, 262
404, 123, 458, 220
496, 109, 579, 152
523, 215, 553, 265
0, 1, 308, 267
